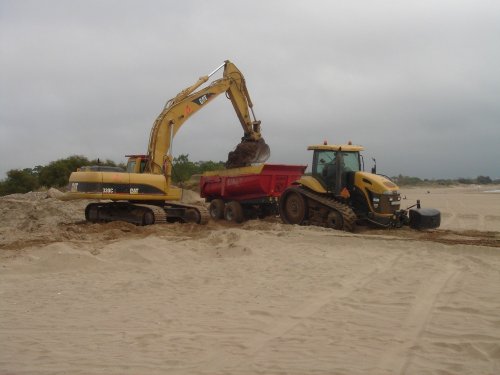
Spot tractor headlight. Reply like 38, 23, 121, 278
382, 190, 401, 206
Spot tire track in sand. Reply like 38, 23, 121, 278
376, 264, 462, 374
201, 252, 404, 372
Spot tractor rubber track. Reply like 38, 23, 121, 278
288, 186, 357, 232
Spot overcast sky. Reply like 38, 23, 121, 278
1, 0, 499, 179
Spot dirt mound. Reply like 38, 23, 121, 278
0, 191, 89, 249
0, 188, 215, 250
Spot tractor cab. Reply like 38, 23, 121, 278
309, 143, 364, 195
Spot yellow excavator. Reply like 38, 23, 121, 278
279, 141, 440, 231
64, 60, 270, 225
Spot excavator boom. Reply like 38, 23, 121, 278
146, 60, 269, 175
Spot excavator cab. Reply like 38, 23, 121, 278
125, 155, 148, 173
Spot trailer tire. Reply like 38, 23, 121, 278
224, 201, 244, 223
209, 199, 225, 220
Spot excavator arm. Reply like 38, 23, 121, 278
145, 60, 269, 175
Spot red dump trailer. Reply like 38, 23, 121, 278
200, 164, 307, 223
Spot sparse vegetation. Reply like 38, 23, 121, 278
170, 154, 225, 184
0, 168, 40, 196
391, 174, 499, 186
1, 156, 498, 196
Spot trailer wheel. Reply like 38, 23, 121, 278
209, 199, 225, 220
224, 201, 244, 223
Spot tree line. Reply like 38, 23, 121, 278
1, 155, 497, 196
0, 154, 225, 196
391, 174, 499, 186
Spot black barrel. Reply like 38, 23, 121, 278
409, 208, 441, 230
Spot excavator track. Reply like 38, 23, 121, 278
164, 201, 209, 225
85, 202, 167, 225
280, 186, 357, 232
85, 202, 208, 226
135, 204, 167, 224
196, 205, 210, 225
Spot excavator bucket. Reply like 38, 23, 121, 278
226, 138, 270, 169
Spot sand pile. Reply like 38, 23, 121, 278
0, 186, 499, 374
0, 191, 90, 249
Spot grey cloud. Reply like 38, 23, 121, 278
1, 0, 499, 179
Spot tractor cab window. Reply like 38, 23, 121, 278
313, 150, 336, 176
313, 150, 361, 175
342, 152, 361, 172
313, 150, 361, 192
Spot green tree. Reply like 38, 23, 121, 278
88, 158, 122, 167
38, 155, 91, 188
0, 154, 224, 195
476, 175, 492, 184
0, 168, 39, 196
171, 155, 225, 183
171, 154, 198, 183
196, 160, 225, 172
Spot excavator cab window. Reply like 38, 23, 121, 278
126, 160, 136, 173
139, 159, 147, 173
126, 157, 148, 173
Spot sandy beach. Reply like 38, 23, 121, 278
1, 185, 499, 374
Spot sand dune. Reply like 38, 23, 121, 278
0, 186, 499, 374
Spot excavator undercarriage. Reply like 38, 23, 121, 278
85, 201, 209, 225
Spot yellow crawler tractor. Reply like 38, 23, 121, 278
279, 142, 440, 231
